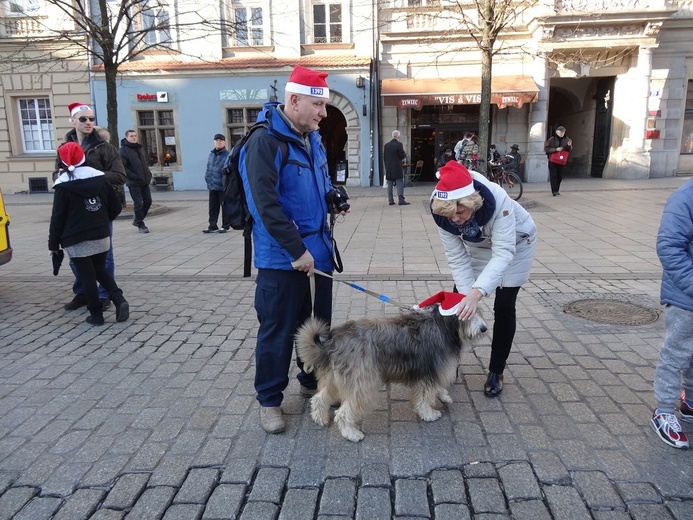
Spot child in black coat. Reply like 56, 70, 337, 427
49, 142, 129, 325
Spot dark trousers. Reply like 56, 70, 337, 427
71, 222, 114, 300
208, 190, 225, 228
548, 162, 564, 194
72, 252, 119, 313
129, 185, 152, 226
387, 178, 405, 204
489, 286, 521, 374
254, 269, 333, 407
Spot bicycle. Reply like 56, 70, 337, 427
487, 157, 523, 201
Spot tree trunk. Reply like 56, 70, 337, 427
477, 0, 494, 174
103, 61, 119, 147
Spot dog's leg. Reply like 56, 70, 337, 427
311, 374, 337, 426
413, 384, 442, 422
334, 401, 365, 442
437, 387, 453, 404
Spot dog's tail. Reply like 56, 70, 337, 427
295, 317, 331, 374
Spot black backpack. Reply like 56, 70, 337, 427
221, 122, 287, 277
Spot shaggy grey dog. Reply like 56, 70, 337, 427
295, 307, 487, 442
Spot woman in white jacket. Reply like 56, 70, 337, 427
431, 161, 536, 397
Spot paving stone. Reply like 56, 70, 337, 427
12, 496, 62, 520
360, 463, 391, 488
127, 486, 176, 519
529, 452, 571, 485
394, 479, 430, 518
573, 470, 625, 510
319, 478, 356, 517
163, 503, 205, 520
248, 467, 288, 504
174, 467, 219, 504
467, 477, 508, 515
543, 485, 592, 520
497, 461, 542, 500
88, 510, 126, 520
52, 488, 106, 520
203, 484, 246, 520
239, 501, 279, 519
102, 473, 150, 509
434, 503, 472, 520
430, 469, 466, 504
356, 486, 392, 520
508, 499, 552, 520
0, 486, 38, 520
278, 488, 319, 520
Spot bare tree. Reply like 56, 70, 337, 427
2, 0, 238, 146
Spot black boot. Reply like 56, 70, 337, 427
86, 309, 104, 326
111, 289, 129, 323
484, 372, 504, 398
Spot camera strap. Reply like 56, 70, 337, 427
329, 214, 344, 273
313, 269, 411, 310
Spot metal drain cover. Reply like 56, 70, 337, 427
563, 299, 660, 325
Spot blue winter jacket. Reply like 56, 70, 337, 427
205, 147, 229, 191
657, 177, 693, 311
238, 103, 334, 271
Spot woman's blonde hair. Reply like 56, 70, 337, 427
431, 191, 483, 218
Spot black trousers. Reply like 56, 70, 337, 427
208, 190, 226, 228
129, 185, 152, 226
72, 252, 119, 313
548, 162, 564, 194
488, 286, 521, 374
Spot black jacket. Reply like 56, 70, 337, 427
54, 127, 126, 187
119, 138, 153, 187
48, 167, 122, 251
384, 138, 406, 181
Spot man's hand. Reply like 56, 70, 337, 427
291, 250, 315, 276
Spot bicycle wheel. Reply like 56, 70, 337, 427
501, 172, 523, 201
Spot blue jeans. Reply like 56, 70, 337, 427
71, 222, 114, 300
254, 268, 333, 407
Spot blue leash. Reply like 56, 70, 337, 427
314, 269, 411, 310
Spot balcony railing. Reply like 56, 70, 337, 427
0, 16, 50, 38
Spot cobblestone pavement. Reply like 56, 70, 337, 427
1, 177, 692, 519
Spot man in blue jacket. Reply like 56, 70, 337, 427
239, 65, 345, 434
651, 177, 693, 449
203, 134, 230, 233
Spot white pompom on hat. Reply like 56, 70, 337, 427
58, 142, 86, 172
414, 290, 466, 316
68, 102, 92, 117
434, 160, 475, 200
285, 65, 329, 99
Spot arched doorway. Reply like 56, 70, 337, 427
318, 91, 361, 185
319, 106, 347, 182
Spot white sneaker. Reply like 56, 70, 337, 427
260, 406, 285, 434
651, 410, 689, 449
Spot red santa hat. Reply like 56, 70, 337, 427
58, 142, 86, 172
286, 65, 329, 98
435, 161, 475, 200
68, 102, 92, 117
414, 290, 466, 316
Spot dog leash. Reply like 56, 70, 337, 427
313, 269, 412, 310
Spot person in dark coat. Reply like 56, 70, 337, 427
54, 102, 127, 312
49, 143, 129, 326
119, 130, 153, 233
384, 130, 409, 206
544, 126, 573, 196
203, 134, 231, 233
437, 146, 454, 171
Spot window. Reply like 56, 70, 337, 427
313, 2, 341, 44
681, 80, 693, 154
142, 1, 171, 46
226, 106, 262, 144
18, 97, 54, 153
136, 109, 178, 167
5, 0, 41, 15
234, 6, 264, 46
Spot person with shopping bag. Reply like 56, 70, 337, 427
544, 126, 573, 196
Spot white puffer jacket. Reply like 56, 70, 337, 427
435, 171, 536, 296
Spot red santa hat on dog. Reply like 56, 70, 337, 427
286, 65, 329, 99
58, 142, 86, 172
435, 161, 475, 200
414, 290, 466, 316
68, 102, 92, 117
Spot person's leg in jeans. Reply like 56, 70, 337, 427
387, 180, 395, 204
397, 178, 406, 204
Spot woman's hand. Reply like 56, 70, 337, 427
457, 288, 483, 320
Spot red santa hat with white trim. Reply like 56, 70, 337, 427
68, 102, 92, 117
414, 290, 466, 316
434, 160, 475, 200
58, 142, 86, 172
286, 65, 329, 99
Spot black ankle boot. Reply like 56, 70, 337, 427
86, 311, 104, 326
110, 289, 129, 322
484, 372, 503, 398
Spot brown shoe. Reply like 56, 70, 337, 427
260, 406, 285, 434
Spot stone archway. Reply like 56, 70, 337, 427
321, 91, 361, 185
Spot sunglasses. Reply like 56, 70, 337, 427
77, 116, 95, 123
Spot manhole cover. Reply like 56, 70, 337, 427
563, 299, 660, 325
